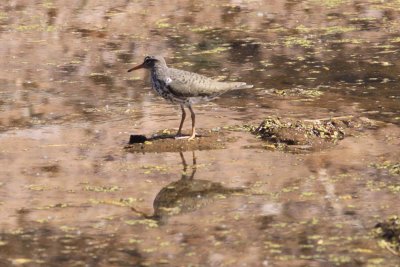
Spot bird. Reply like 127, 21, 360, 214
127, 55, 253, 140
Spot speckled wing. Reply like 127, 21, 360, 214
166, 68, 253, 98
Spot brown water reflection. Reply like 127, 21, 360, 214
0, 0, 400, 266
131, 152, 246, 225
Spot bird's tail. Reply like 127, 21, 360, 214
233, 82, 253, 90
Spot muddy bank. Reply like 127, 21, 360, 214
124, 129, 234, 153
250, 115, 381, 152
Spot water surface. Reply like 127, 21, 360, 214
0, 1, 399, 266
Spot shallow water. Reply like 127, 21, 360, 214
0, 1, 400, 266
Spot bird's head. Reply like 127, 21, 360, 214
127, 55, 166, 72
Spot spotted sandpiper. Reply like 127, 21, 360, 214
128, 55, 253, 140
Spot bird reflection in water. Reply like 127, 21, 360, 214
131, 151, 245, 224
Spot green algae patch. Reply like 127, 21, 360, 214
374, 216, 400, 256
26, 184, 53, 191
310, 0, 349, 8
15, 24, 56, 32
190, 26, 213, 33
155, 18, 171, 29
89, 198, 135, 207
125, 219, 158, 228
83, 185, 122, 192
0, 12, 8, 20
270, 88, 323, 98
283, 36, 313, 48
192, 46, 231, 55
371, 161, 400, 176
322, 25, 357, 35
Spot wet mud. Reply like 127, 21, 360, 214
125, 129, 231, 153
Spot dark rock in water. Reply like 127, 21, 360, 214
129, 135, 147, 144
374, 216, 400, 256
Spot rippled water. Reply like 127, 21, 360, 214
0, 1, 399, 266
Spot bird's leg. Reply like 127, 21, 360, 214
179, 151, 189, 179
176, 104, 186, 137
188, 105, 196, 141
189, 151, 197, 179
175, 105, 196, 140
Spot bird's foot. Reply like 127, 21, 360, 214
175, 130, 184, 138
175, 135, 190, 140
175, 132, 190, 139
174, 134, 196, 141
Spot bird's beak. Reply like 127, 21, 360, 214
127, 63, 144, 72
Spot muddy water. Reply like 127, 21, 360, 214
0, 0, 400, 266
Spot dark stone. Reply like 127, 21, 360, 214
129, 135, 147, 144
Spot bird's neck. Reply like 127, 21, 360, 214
151, 65, 168, 77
